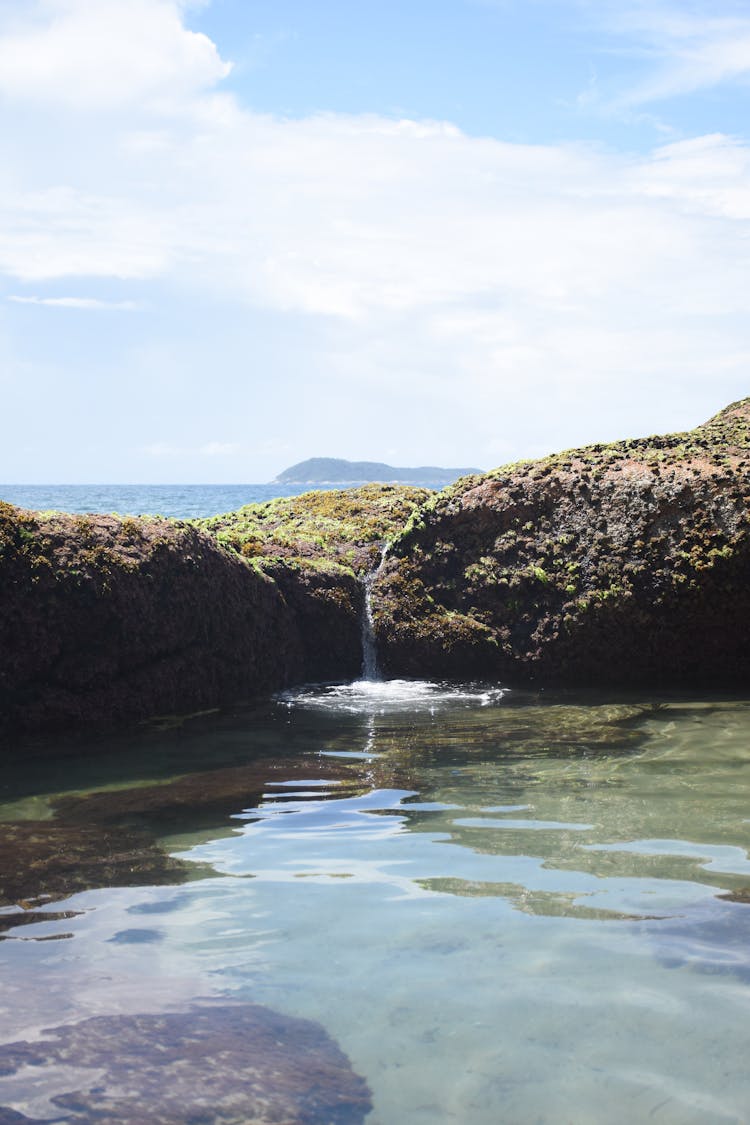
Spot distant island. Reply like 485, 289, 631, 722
273, 457, 482, 485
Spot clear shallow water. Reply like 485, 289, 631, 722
0, 481, 448, 519
2, 686, 750, 1122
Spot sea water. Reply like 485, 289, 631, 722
0, 481, 449, 519
1, 684, 750, 1122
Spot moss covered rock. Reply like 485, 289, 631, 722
196, 483, 430, 574
196, 484, 432, 685
0, 487, 429, 736
4, 402, 750, 738
0, 505, 300, 735
374, 399, 750, 686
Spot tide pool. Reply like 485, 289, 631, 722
1, 685, 749, 1122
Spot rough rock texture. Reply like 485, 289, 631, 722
0, 1004, 372, 1123
197, 483, 430, 575
373, 399, 750, 685
0, 506, 300, 736
196, 486, 430, 683
0, 486, 430, 736
4, 402, 750, 737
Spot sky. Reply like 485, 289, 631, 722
1, 0, 749, 483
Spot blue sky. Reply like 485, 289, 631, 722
1, 0, 749, 482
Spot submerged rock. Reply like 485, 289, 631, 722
0, 1004, 372, 1123
373, 399, 750, 686
0, 821, 190, 910
53, 755, 362, 836
1, 753, 361, 910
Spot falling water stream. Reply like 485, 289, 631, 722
360, 545, 388, 681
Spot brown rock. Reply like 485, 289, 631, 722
0, 821, 189, 909
374, 399, 750, 686
0, 1004, 372, 1123
0, 507, 303, 736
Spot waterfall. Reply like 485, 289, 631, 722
360, 545, 388, 681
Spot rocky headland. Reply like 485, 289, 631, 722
2, 401, 750, 737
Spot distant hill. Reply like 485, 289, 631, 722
273, 457, 482, 485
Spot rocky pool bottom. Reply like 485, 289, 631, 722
1, 683, 750, 1123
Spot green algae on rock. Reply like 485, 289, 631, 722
4, 402, 750, 737
373, 399, 750, 686
0, 820, 191, 910
0, 487, 430, 735
0, 504, 298, 735
195, 485, 433, 684
196, 483, 431, 574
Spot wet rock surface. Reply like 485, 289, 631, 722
0, 1004, 372, 1123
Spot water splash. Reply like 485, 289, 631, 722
360, 545, 389, 681
278, 679, 507, 714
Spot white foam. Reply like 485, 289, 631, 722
277, 678, 508, 714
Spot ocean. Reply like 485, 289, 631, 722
0, 481, 448, 520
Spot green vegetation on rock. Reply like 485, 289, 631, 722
375, 397, 750, 684
5, 398, 750, 736
195, 484, 432, 577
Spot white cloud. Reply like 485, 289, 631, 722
0, 0, 231, 109
142, 441, 241, 458
592, 3, 750, 107
0, 187, 170, 281
1, 0, 749, 475
630, 134, 750, 219
8, 294, 138, 309
8, 109, 746, 330
142, 442, 183, 458
199, 441, 240, 456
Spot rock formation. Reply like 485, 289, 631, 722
0, 507, 296, 735
0, 487, 426, 736
2, 401, 750, 736
373, 399, 750, 685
